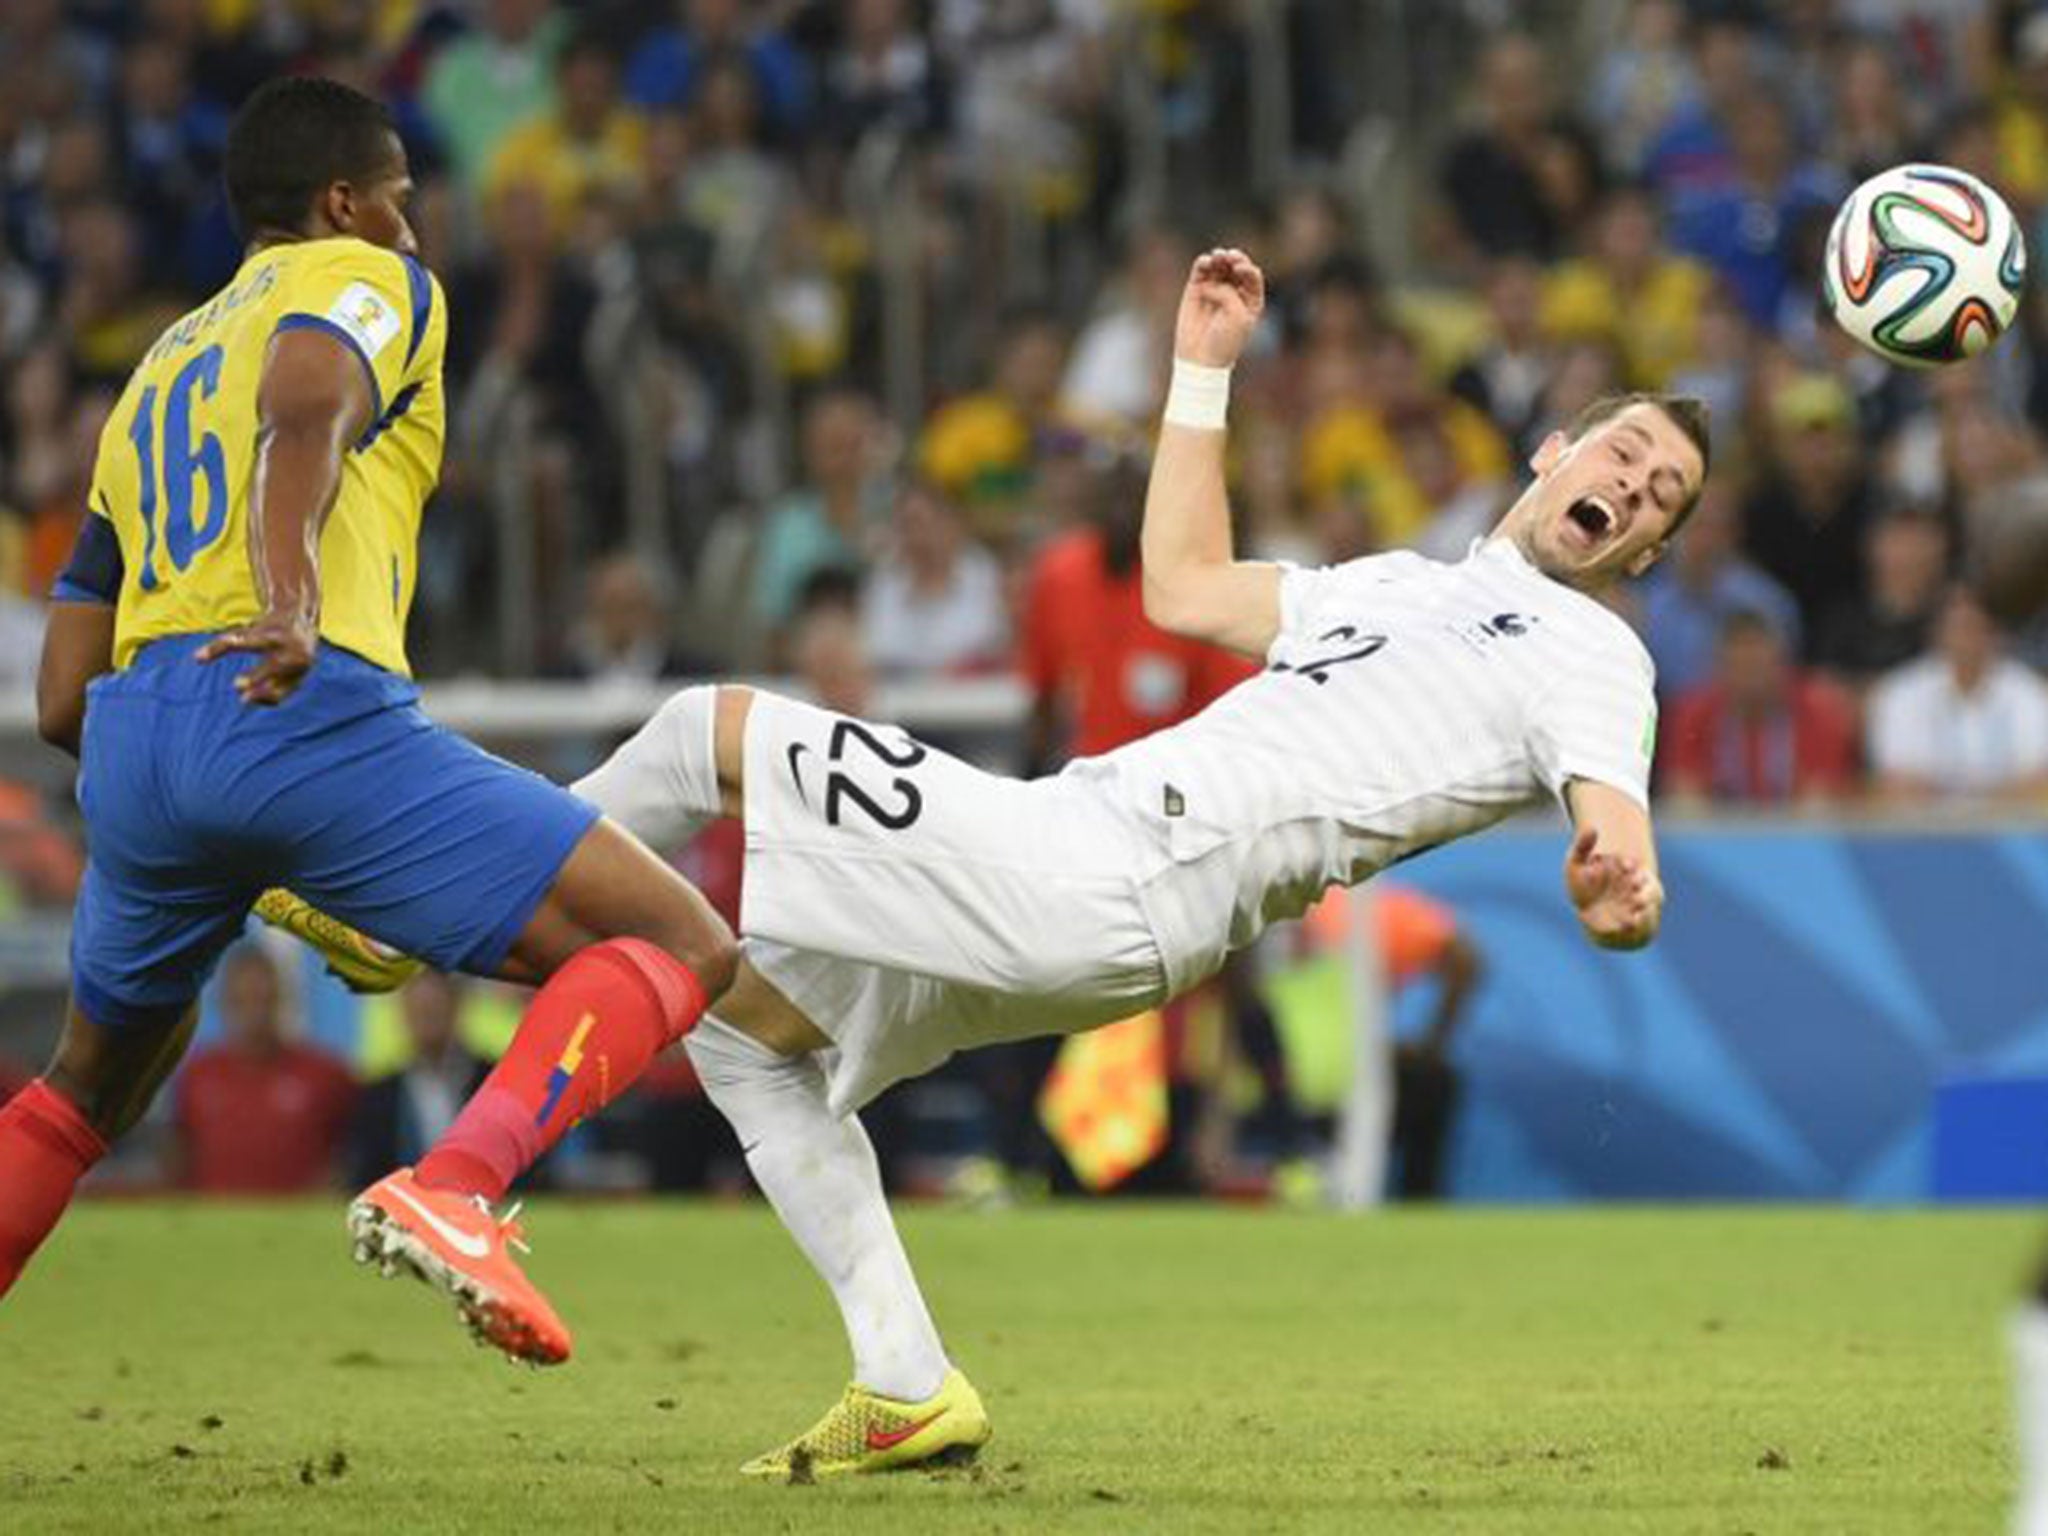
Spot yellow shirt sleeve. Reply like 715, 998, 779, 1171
273, 240, 439, 425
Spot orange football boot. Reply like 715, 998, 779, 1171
347, 1168, 572, 1365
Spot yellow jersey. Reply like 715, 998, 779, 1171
87, 236, 448, 676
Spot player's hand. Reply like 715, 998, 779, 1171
196, 609, 318, 705
1175, 248, 1265, 370
1564, 825, 1663, 950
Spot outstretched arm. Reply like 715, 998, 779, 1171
195, 327, 375, 704
1562, 780, 1664, 950
1141, 248, 1283, 659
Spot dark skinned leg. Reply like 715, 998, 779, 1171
500, 815, 738, 991
0, 999, 197, 1299
412, 763, 742, 1198
44, 999, 200, 1143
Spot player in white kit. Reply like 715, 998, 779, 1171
288, 250, 1708, 1474
542, 249, 1711, 1478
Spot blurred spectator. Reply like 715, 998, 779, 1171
937, 0, 1110, 223
14, 117, 116, 283
751, 388, 890, 640
1815, 503, 1952, 685
138, 0, 288, 109
1283, 254, 1381, 421
1744, 373, 1879, 635
1888, 360, 2044, 518
1062, 226, 1187, 432
1666, 88, 1843, 329
920, 305, 1068, 520
1642, 12, 1766, 197
20, 386, 117, 601
1663, 609, 1861, 809
626, 0, 809, 137
1020, 454, 1255, 772
1586, 0, 1698, 174
1449, 256, 1553, 460
0, 231, 43, 364
348, 973, 489, 1190
1540, 183, 1713, 392
1828, 33, 1923, 184
109, 31, 230, 287
1664, 277, 1754, 431
6, 341, 75, 553
861, 480, 1010, 676
675, 52, 794, 288
817, 0, 948, 147
1261, 183, 1357, 344
422, 0, 566, 195
557, 551, 700, 684
1300, 325, 1511, 551
173, 946, 357, 1194
791, 584, 876, 717
1638, 477, 1802, 698
0, 0, 111, 105
1993, 8, 2048, 211
447, 178, 597, 416
56, 200, 183, 385
485, 31, 646, 237
1868, 584, 2048, 804
1436, 31, 1602, 265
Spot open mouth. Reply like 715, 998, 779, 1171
1565, 496, 1616, 545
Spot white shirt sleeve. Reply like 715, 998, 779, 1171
1866, 667, 1935, 780
1525, 633, 1658, 811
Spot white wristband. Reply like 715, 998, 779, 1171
1163, 358, 1231, 431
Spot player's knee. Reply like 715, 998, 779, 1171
642, 915, 738, 1002
685, 1015, 774, 1088
695, 927, 741, 1000
685, 1016, 824, 1138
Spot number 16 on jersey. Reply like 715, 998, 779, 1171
128, 343, 229, 591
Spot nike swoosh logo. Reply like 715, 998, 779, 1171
384, 1182, 491, 1260
787, 742, 813, 806
866, 1410, 946, 1452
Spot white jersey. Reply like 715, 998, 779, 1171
1080, 539, 1658, 994
584, 541, 1654, 1110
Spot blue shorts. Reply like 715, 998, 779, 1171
70, 635, 600, 1031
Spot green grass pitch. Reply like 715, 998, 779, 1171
0, 1203, 2035, 1533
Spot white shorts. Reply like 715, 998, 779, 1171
738, 692, 1171, 1111
745, 937, 1155, 1115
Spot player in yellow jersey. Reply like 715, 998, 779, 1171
0, 78, 737, 1364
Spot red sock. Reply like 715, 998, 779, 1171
415, 938, 707, 1200
0, 1080, 108, 1300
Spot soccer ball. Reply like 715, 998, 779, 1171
1822, 163, 2026, 368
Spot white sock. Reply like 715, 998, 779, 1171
687, 1017, 950, 1402
2015, 1305, 2048, 1536
571, 684, 723, 848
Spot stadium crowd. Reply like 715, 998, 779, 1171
4, 3, 2048, 821
8, 0, 2048, 1191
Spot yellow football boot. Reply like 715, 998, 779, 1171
740, 1369, 991, 1481
253, 888, 423, 994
